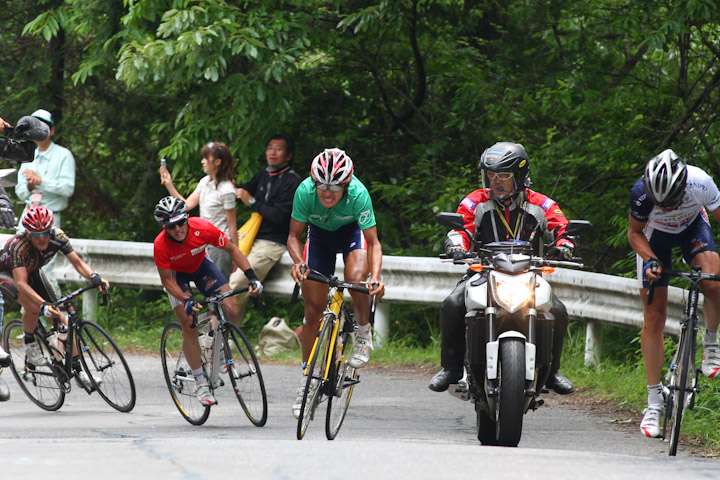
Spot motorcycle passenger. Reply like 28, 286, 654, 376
429, 142, 576, 395
628, 149, 720, 438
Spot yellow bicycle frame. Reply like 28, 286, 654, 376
303, 288, 345, 379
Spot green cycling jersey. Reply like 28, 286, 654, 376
291, 176, 376, 231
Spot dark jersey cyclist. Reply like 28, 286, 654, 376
628, 149, 720, 438
0, 205, 109, 389
287, 148, 385, 419
152, 196, 262, 407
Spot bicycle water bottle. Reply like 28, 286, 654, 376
199, 331, 214, 365
48, 325, 67, 360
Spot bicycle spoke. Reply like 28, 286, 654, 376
298, 316, 333, 440
77, 321, 136, 412
224, 323, 267, 427
2, 320, 64, 411
161, 322, 210, 425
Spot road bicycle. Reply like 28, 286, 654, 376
648, 265, 720, 456
160, 286, 268, 426
294, 270, 375, 440
2, 283, 136, 412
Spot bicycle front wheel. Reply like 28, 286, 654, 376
224, 323, 268, 427
161, 322, 210, 425
326, 327, 357, 440
77, 320, 136, 412
668, 326, 694, 456
2, 319, 65, 411
298, 315, 333, 440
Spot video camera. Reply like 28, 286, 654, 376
0, 115, 50, 163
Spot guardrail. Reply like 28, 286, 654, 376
1, 234, 698, 366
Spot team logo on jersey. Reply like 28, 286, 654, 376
358, 209, 371, 225
195, 231, 200, 236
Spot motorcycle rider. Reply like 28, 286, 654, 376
428, 142, 576, 395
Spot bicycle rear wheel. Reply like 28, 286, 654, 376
668, 326, 694, 456
326, 325, 357, 440
161, 322, 210, 425
2, 319, 65, 411
223, 323, 268, 427
297, 315, 333, 440
77, 320, 136, 412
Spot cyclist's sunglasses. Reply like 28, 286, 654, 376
487, 172, 514, 181
28, 230, 51, 239
164, 218, 188, 230
314, 181, 344, 192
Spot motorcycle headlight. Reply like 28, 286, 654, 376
490, 272, 533, 313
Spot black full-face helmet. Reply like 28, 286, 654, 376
479, 142, 530, 200
643, 149, 687, 207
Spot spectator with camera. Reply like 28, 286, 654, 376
14, 109, 76, 293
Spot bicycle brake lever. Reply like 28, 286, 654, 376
647, 280, 655, 305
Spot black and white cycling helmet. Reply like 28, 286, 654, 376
479, 142, 530, 200
643, 149, 687, 207
310, 148, 354, 185
153, 196, 188, 225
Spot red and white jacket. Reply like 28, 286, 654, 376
445, 188, 574, 254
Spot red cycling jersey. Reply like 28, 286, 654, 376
153, 217, 227, 273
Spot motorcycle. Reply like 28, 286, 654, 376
437, 212, 592, 447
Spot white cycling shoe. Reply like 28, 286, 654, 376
640, 405, 663, 438
701, 343, 720, 378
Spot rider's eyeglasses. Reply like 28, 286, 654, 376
314, 182, 344, 192
164, 218, 188, 230
487, 172, 514, 181
29, 230, 51, 239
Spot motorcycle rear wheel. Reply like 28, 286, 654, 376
495, 338, 525, 447
476, 401, 497, 445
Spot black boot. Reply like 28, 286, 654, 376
545, 372, 575, 395
428, 368, 463, 392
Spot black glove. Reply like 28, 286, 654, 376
0, 189, 15, 229
547, 245, 573, 261
90, 272, 105, 288
447, 246, 467, 261
643, 257, 663, 276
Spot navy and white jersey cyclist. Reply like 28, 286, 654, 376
628, 149, 720, 439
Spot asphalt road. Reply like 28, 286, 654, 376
0, 354, 717, 479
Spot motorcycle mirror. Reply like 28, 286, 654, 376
436, 212, 477, 251
436, 212, 464, 230
564, 220, 593, 236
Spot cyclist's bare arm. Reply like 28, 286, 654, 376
157, 267, 190, 304
627, 214, 661, 281
65, 251, 109, 290
287, 218, 309, 285
363, 226, 385, 299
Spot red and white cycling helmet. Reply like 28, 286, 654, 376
310, 148, 354, 186
22, 205, 54, 232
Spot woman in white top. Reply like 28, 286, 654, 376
159, 142, 238, 278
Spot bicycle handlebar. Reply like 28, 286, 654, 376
305, 270, 371, 295
646, 267, 720, 305
50, 283, 109, 309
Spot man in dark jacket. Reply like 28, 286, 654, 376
229, 135, 302, 320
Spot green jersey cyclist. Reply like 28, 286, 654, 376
287, 148, 385, 419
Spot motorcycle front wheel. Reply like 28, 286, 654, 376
495, 338, 525, 447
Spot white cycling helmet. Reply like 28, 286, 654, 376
643, 149, 687, 207
310, 148, 354, 185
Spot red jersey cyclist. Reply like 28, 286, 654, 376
0, 206, 109, 389
152, 196, 262, 406
288, 148, 385, 419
